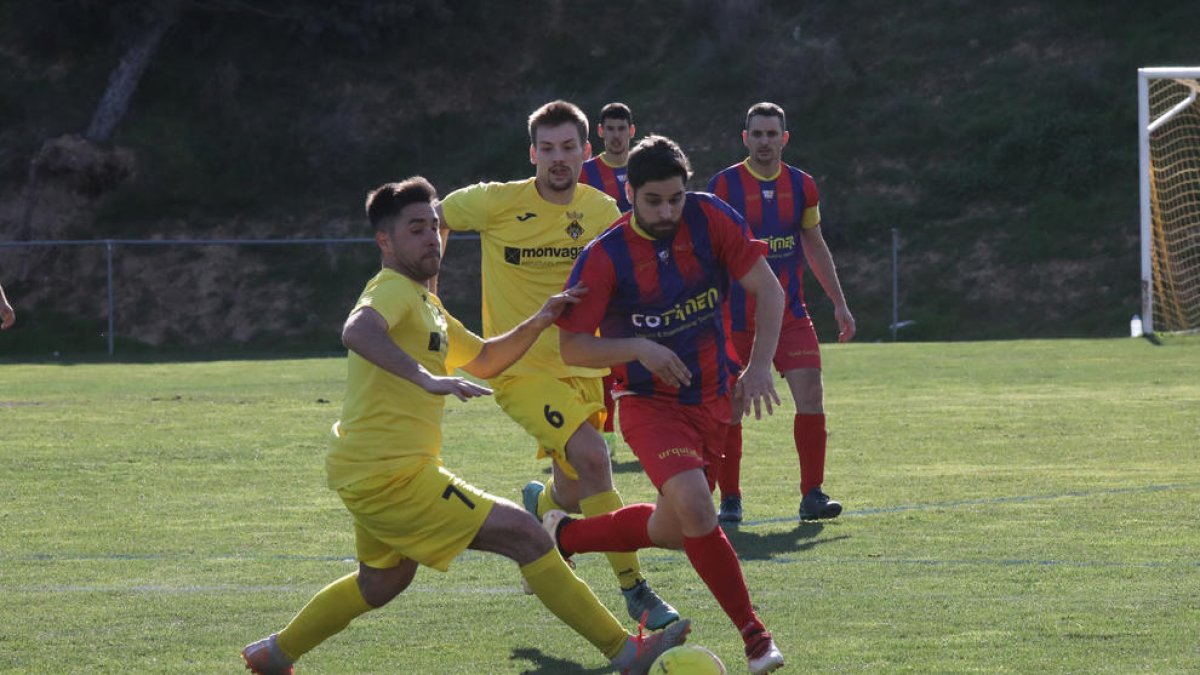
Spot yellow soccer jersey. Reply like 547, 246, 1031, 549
441, 178, 618, 378
326, 268, 483, 489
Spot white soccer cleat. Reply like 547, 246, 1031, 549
746, 634, 785, 674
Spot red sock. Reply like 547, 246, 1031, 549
795, 413, 827, 495
683, 526, 762, 638
717, 423, 743, 498
558, 503, 655, 555
602, 374, 616, 432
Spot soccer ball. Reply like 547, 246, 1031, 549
650, 644, 727, 674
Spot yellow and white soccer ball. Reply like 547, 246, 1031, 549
650, 644, 727, 674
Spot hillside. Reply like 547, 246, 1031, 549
1, 0, 1196, 355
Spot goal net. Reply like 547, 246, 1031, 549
1139, 67, 1200, 335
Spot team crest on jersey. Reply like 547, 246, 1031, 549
762, 189, 775, 200
657, 249, 670, 263
565, 211, 585, 240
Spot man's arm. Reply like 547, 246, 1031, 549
460, 285, 585, 380
559, 331, 693, 389
800, 225, 855, 343
736, 257, 785, 419
341, 306, 491, 401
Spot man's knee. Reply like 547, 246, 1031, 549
565, 427, 610, 479
787, 368, 824, 412
357, 561, 415, 607
477, 502, 554, 564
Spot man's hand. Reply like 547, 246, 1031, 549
419, 373, 493, 402
735, 364, 781, 420
530, 283, 587, 329
835, 305, 856, 343
635, 339, 692, 389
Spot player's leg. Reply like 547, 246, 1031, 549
470, 500, 627, 659
784, 368, 840, 520
471, 497, 691, 670
660, 467, 784, 674
493, 374, 603, 517
495, 375, 676, 628
778, 316, 842, 521
272, 560, 416, 665
717, 329, 754, 523
562, 420, 679, 628
601, 372, 619, 455
242, 519, 415, 673
716, 422, 744, 523
244, 462, 493, 672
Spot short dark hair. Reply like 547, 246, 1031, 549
528, 100, 588, 146
598, 102, 633, 125
626, 135, 692, 190
745, 101, 787, 131
365, 176, 438, 232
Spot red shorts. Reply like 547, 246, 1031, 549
618, 395, 732, 492
731, 313, 821, 372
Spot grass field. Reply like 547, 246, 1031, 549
1, 338, 1198, 673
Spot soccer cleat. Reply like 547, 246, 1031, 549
522, 480, 545, 519
799, 486, 842, 521
718, 494, 743, 523
622, 579, 680, 630
241, 634, 293, 675
745, 631, 785, 675
610, 617, 692, 675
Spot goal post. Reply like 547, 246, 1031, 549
1139, 67, 1200, 335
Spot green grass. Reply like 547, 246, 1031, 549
1, 338, 1197, 673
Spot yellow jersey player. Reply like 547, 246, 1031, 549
241, 177, 690, 675
437, 100, 678, 629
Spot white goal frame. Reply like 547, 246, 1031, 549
1138, 67, 1200, 335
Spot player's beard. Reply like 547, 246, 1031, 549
634, 210, 681, 240
398, 251, 441, 282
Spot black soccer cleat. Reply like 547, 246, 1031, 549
799, 486, 842, 520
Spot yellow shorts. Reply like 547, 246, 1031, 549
337, 460, 496, 572
492, 374, 606, 481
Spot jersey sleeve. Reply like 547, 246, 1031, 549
556, 243, 615, 335
799, 171, 821, 230
440, 182, 494, 233
444, 310, 484, 372
707, 199, 767, 280
353, 276, 413, 329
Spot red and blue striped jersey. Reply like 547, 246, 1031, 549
579, 154, 631, 213
557, 192, 766, 405
707, 160, 820, 331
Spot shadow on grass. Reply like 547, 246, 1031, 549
610, 457, 644, 475
509, 647, 608, 675
724, 521, 850, 561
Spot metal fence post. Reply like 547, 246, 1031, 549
891, 228, 899, 342
106, 239, 115, 356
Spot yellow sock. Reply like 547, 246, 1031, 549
276, 572, 373, 660
580, 490, 643, 590
521, 550, 628, 659
536, 477, 565, 519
